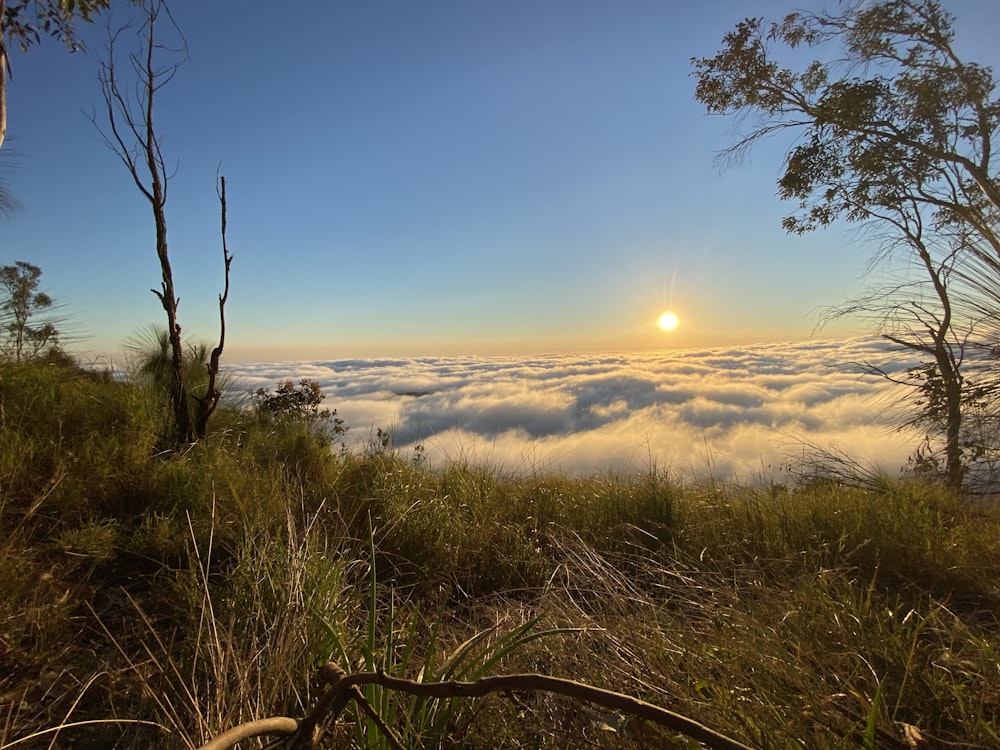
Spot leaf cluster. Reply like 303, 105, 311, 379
2, 0, 110, 53
252, 378, 346, 434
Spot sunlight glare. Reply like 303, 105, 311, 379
657, 311, 679, 331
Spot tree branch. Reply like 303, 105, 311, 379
196, 663, 758, 750
194, 173, 233, 438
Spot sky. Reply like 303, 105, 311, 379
2, 0, 998, 361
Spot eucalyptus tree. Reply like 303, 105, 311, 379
1, 0, 111, 214
692, 0, 1000, 488
1, 0, 111, 149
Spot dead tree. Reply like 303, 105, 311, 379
92, 0, 230, 446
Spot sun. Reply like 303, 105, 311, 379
657, 311, 679, 331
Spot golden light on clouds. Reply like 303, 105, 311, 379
226, 337, 914, 482
657, 311, 679, 331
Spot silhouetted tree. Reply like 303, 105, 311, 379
693, 0, 1000, 488
91, 0, 231, 446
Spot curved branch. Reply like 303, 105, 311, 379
196, 664, 758, 750
344, 670, 753, 749
195, 716, 299, 750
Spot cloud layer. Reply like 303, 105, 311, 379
230, 337, 924, 481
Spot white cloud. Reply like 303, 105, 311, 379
228, 337, 923, 481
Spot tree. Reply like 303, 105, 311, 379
92, 0, 231, 446
254, 379, 330, 420
1, 1, 112, 215
692, 0, 1000, 488
0, 260, 59, 361
1, 0, 111, 150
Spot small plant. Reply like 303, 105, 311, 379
363, 427, 392, 458
252, 378, 346, 432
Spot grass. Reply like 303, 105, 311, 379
1, 357, 998, 748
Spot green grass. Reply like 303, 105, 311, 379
1, 357, 998, 748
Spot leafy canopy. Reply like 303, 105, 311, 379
2, 0, 110, 53
691, 0, 1000, 239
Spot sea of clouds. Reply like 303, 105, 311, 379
229, 337, 927, 482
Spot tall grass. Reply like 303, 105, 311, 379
1, 358, 998, 748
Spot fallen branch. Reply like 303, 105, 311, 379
196, 662, 758, 750
185, 717, 298, 750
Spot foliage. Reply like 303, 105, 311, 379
692, 0, 1000, 489
2, 0, 109, 53
124, 324, 233, 446
251, 378, 347, 458
253, 379, 343, 426
0, 260, 59, 362
126, 324, 208, 390
1, 0, 111, 158
692, 1, 1000, 233
0, 149, 19, 216
313, 526, 577, 750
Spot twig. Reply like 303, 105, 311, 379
348, 685, 406, 750
0, 719, 167, 749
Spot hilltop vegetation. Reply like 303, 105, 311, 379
1, 356, 998, 749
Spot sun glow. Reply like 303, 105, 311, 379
657, 311, 679, 331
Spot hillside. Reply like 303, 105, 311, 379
1, 359, 998, 748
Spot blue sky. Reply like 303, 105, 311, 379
2, 0, 997, 360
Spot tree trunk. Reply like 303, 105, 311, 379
0, 0, 8, 152
194, 175, 232, 439
918, 233, 965, 490
138, 1, 191, 447
152, 199, 192, 445
93, 1, 228, 447
941, 361, 965, 490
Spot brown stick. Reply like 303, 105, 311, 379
349, 685, 407, 750
195, 716, 299, 750
196, 663, 758, 750
318, 665, 757, 750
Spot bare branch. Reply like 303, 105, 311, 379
91, 0, 194, 445
195, 173, 233, 439
197, 663, 757, 750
